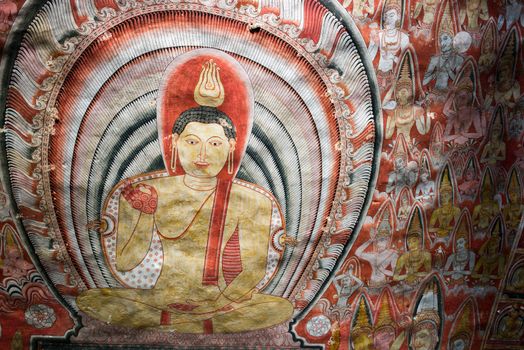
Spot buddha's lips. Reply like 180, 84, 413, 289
194, 161, 210, 168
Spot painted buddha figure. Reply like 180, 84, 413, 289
429, 166, 460, 239
448, 301, 473, 350
409, 278, 441, 350
480, 110, 506, 166
473, 220, 505, 283
443, 214, 475, 283
383, 53, 430, 139
76, 50, 293, 333
373, 292, 397, 350
459, 0, 488, 33
503, 169, 523, 234
412, 0, 438, 40
350, 296, 374, 350
393, 207, 432, 286
472, 171, 500, 232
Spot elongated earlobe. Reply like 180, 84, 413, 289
171, 134, 179, 172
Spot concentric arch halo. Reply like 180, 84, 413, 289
0, 0, 381, 341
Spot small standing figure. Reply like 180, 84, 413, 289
503, 168, 523, 244
458, 0, 488, 37
458, 155, 480, 203
472, 170, 500, 233
494, 28, 520, 108
423, 0, 465, 101
442, 62, 484, 145
393, 206, 432, 286
368, 0, 409, 91
386, 135, 419, 197
443, 212, 476, 283
415, 161, 435, 208
411, 0, 439, 40
355, 208, 398, 287
383, 49, 431, 139
332, 259, 364, 308
343, 0, 375, 24
478, 19, 497, 72
473, 219, 505, 283
429, 166, 461, 240
480, 107, 506, 166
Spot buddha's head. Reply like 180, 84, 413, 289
441, 189, 452, 206
384, 8, 400, 29
396, 86, 412, 107
407, 235, 422, 251
172, 106, 237, 178
456, 237, 467, 252
410, 322, 439, 350
374, 326, 396, 350
0, 192, 6, 208
439, 33, 453, 52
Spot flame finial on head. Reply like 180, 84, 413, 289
194, 59, 225, 107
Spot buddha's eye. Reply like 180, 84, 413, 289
209, 140, 223, 147
185, 139, 199, 145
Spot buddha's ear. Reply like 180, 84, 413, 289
172, 133, 179, 143
229, 139, 236, 151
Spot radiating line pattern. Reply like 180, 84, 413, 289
3, 0, 377, 316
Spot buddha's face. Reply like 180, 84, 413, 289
465, 169, 474, 181
395, 157, 405, 170
441, 191, 452, 205
374, 328, 396, 350
408, 236, 421, 251
456, 237, 467, 251
421, 173, 429, 183
440, 33, 453, 52
396, 88, 412, 106
384, 9, 399, 29
487, 238, 499, 255
376, 236, 389, 252
411, 327, 438, 350
509, 190, 519, 203
177, 122, 235, 178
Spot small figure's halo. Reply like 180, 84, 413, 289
453, 32, 472, 54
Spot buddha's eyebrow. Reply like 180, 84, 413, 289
183, 134, 200, 139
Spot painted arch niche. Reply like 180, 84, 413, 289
1, 0, 378, 343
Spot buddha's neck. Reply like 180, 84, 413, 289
183, 174, 217, 191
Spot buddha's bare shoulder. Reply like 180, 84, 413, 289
230, 179, 275, 210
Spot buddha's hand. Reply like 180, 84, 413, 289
121, 181, 158, 214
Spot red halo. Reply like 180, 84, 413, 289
157, 48, 254, 179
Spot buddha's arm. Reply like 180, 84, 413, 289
115, 195, 154, 271
219, 197, 273, 303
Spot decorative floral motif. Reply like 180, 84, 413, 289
24, 304, 56, 329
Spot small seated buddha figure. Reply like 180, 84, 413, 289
494, 31, 520, 109
503, 169, 523, 235
496, 307, 524, 340
473, 220, 505, 283
393, 207, 432, 286
472, 171, 500, 233
480, 109, 506, 166
443, 214, 476, 283
0, 224, 33, 279
76, 50, 293, 333
429, 166, 460, 239
350, 296, 374, 350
